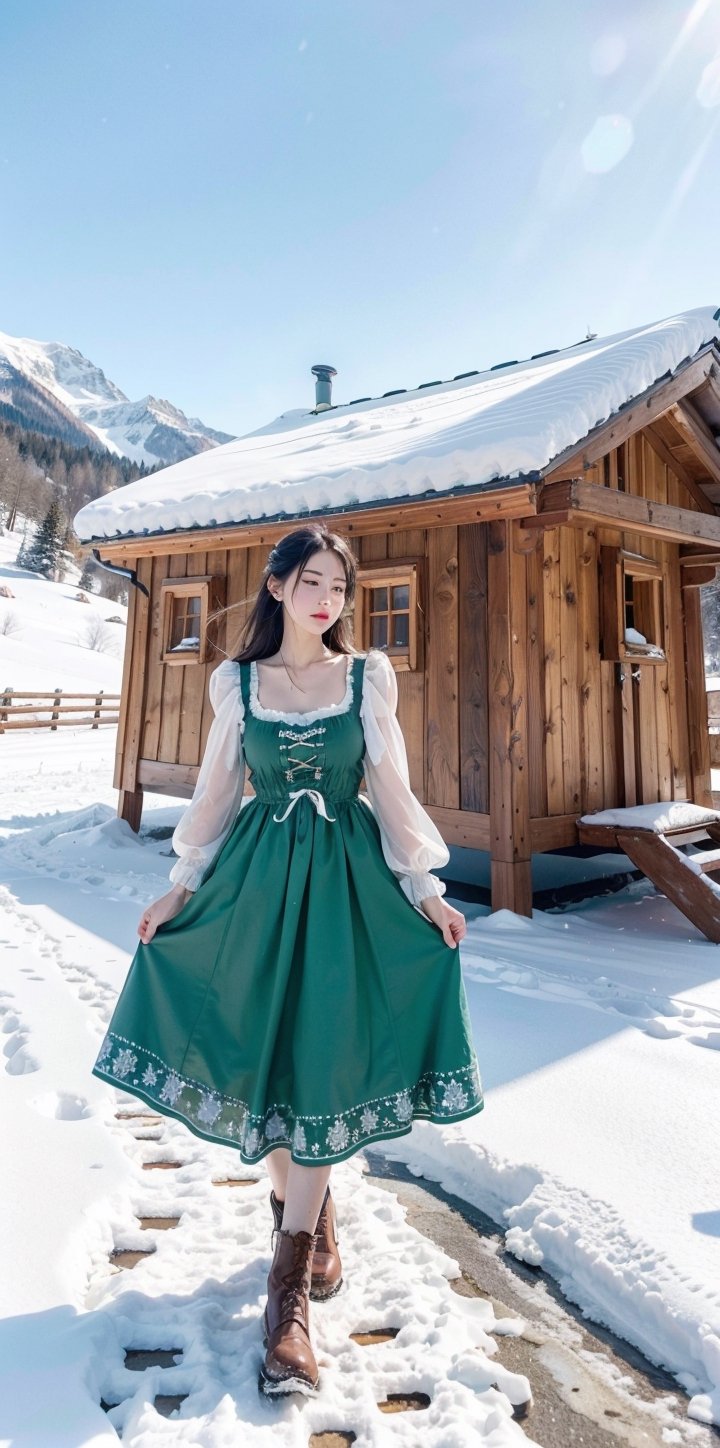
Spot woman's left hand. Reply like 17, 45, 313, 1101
419, 895, 467, 948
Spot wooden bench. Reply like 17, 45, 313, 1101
578, 803, 720, 943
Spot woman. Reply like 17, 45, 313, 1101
92, 522, 484, 1399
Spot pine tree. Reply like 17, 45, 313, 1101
78, 556, 97, 591
19, 501, 65, 579
15, 518, 32, 568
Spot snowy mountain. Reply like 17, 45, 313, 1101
0, 330, 235, 466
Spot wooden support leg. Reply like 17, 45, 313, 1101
616, 829, 720, 944
118, 787, 143, 834
491, 859, 533, 916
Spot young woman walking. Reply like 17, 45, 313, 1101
92, 522, 484, 1398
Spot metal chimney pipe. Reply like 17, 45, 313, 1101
311, 364, 337, 411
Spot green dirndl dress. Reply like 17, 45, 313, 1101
92, 653, 484, 1166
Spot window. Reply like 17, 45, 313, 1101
160, 576, 215, 665
600, 548, 665, 664
354, 561, 420, 670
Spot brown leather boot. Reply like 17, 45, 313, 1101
259, 1227, 319, 1397
270, 1187, 343, 1301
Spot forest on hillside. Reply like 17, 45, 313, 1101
0, 418, 162, 601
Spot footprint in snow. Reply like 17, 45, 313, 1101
687, 1031, 720, 1051
643, 1019, 683, 1039
31, 1091, 93, 1120
5, 1043, 40, 1075
3, 1029, 28, 1057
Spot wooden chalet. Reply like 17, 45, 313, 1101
73, 307, 720, 934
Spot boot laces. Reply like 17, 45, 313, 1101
278, 1232, 316, 1325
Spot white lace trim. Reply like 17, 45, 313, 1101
248, 654, 356, 723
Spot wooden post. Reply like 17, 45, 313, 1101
50, 688, 61, 731
487, 520, 532, 916
92, 690, 103, 729
118, 786, 143, 834
682, 585, 712, 807
115, 555, 152, 832
0, 687, 10, 734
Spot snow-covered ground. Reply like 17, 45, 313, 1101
1, 532, 719, 1442
0, 524, 126, 693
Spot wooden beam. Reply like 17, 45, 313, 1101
530, 814, 578, 850
578, 817, 716, 848
703, 373, 720, 423
542, 349, 719, 483
680, 565, 718, 587
426, 806, 491, 851
643, 422, 716, 514
680, 546, 720, 563
671, 397, 720, 488
530, 478, 720, 547
134, 759, 495, 849
91, 483, 538, 561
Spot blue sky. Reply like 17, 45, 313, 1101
2, 0, 719, 437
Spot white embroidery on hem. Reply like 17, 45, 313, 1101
93, 1029, 483, 1163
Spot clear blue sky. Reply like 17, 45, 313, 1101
2, 0, 719, 437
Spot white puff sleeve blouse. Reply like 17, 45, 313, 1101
358, 649, 449, 909
168, 660, 247, 892
168, 649, 449, 909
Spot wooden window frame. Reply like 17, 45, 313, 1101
600, 547, 666, 665
160, 576, 212, 665
354, 560, 420, 671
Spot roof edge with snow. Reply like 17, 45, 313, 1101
73, 306, 720, 546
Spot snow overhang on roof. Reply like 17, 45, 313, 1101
73, 306, 720, 545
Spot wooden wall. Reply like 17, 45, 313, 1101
528, 432, 703, 820
116, 426, 707, 844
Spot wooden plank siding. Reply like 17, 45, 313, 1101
426, 527, 460, 810
578, 524, 603, 813
542, 527, 564, 815
119, 553, 152, 793
525, 537, 546, 818
389, 527, 426, 798
141, 553, 170, 763
559, 527, 582, 815
112, 553, 141, 793
523, 429, 708, 823
487, 519, 531, 913
459, 523, 489, 814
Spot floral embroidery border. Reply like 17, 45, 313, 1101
92, 1030, 484, 1164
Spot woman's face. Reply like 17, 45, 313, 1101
270, 550, 348, 636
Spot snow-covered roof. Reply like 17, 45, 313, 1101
73, 306, 720, 544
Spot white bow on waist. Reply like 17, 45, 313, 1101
272, 788, 337, 823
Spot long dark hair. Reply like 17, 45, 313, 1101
231, 524, 358, 663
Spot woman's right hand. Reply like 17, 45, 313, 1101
138, 885, 191, 944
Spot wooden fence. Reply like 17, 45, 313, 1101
0, 689, 121, 733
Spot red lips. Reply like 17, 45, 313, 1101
312, 613, 329, 619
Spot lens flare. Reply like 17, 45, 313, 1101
580, 114, 634, 174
